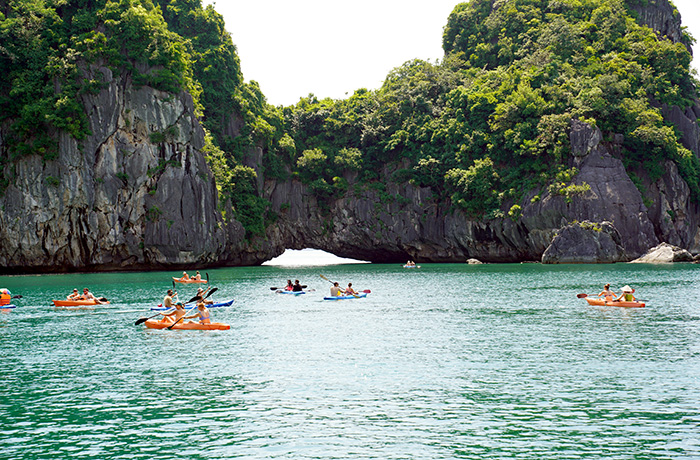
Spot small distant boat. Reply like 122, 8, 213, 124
172, 277, 207, 284
276, 290, 307, 296
583, 297, 645, 308
403, 264, 421, 269
323, 292, 368, 301
53, 299, 110, 307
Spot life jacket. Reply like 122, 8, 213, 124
0, 288, 11, 306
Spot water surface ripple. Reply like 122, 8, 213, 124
1, 263, 699, 458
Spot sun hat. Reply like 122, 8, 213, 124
621, 285, 634, 293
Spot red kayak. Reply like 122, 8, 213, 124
143, 318, 230, 330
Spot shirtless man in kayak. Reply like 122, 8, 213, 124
158, 302, 186, 323
81, 288, 105, 304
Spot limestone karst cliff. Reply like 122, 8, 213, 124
1, 0, 699, 273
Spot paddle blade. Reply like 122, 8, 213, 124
204, 287, 218, 299
135, 317, 148, 325
576, 293, 588, 298
270, 287, 279, 290
362, 290, 371, 293
98, 297, 108, 302
12, 295, 22, 299
187, 295, 202, 303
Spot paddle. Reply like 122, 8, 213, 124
135, 309, 172, 325
320, 274, 360, 298
576, 293, 589, 298
12, 295, 22, 299
166, 304, 199, 330
185, 287, 217, 303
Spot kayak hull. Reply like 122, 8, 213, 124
1, 304, 17, 309
151, 299, 235, 311
323, 292, 368, 301
143, 319, 230, 330
172, 277, 207, 284
585, 297, 645, 308
276, 290, 306, 295
53, 299, 109, 307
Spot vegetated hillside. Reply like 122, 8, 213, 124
281, 0, 700, 219
0, 0, 283, 238
1, 0, 699, 271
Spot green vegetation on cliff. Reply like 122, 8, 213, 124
285, 0, 700, 212
1, 0, 699, 235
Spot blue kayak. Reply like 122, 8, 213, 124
323, 292, 368, 301
150, 298, 234, 311
0, 304, 17, 309
276, 290, 306, 295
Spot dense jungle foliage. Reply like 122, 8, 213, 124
284, 0, 700, 217
1, 0, 699, 235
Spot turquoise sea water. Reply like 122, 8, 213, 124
1, 262, 699, 459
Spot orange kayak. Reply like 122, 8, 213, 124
172, 277, 207, 284
53, 299, 110, 307
143, 318, 230, 330
584, 297, 645, 308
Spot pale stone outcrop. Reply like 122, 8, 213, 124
630, 242, 694, 263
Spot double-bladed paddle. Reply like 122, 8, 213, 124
320, 274, 361, 298
134, 288, 217, 326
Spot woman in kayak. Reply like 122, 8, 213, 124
597, 284, 616, 301
184, 302, 211, 324
345, 283, 358, 296
67, 289, 81, 300
158, 302, 186, 323
180, 271, 191, 281
195, 287, 213, 304
284, 280, 294, 291
615, 285, 636, 302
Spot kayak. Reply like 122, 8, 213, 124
143, 318, 230, 330
172, 277, 207, 284
150, 299, 235, 311
403, 265, 420, 268
53, 299, 110, 307
1, 304, 17, 309
276, 290, 306, 295
584, 297, 645, 308
323, 292, 368, 301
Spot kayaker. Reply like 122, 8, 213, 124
193, 271, 202, 281
163, 289, 178, 309
292, 280, 303, 292
67, 289, 81, 300
184, 302, 211, 325
597, 284, 616, 301
285, 280, 294, 291
180, 271, 190, 281
345, 283, 358, 296
330, 282, 344, 297
615, 285, 636, 302
81, 288, 104, 304
159, 302, 186, 323
195, 287, 213, 304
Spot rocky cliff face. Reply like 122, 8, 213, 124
0, 64, 245, 273
1, 0, 699, 272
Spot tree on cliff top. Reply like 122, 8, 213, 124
285, 0, 700, 213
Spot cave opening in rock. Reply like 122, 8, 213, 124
262, 249, 370, 266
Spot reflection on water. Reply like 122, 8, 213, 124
0, 262, 699, 459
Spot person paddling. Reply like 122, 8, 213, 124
81, 288, 104, 304
184, 302, 211, 325
330, 282, 344, 297
292, 280, 304, 292
284, 280, 294, 291
163, 289, 178, 309
345, 283, 358, 296
67, 289, 81, 300
615, 285, 636, 302
158, 302, 186, 324
597, 284, 616, 301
